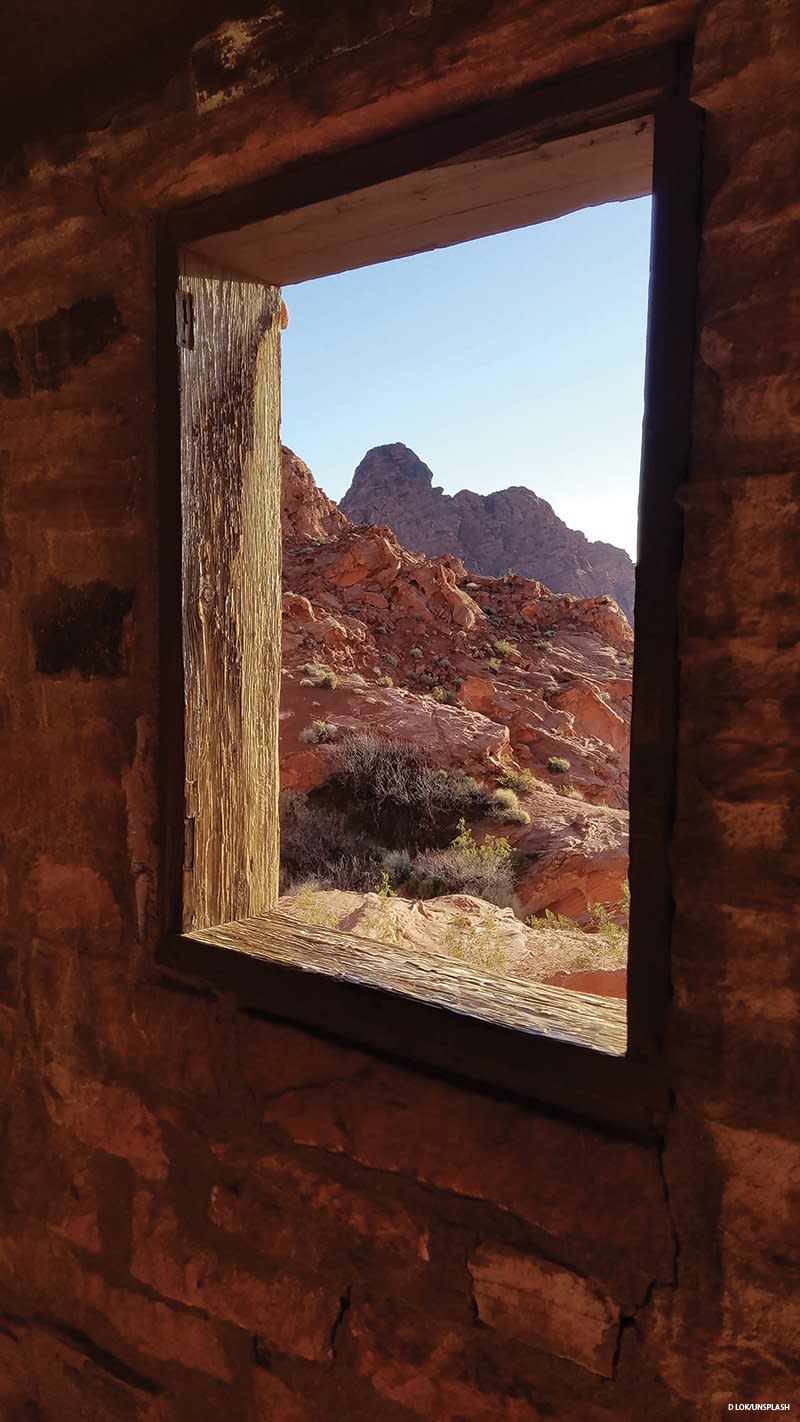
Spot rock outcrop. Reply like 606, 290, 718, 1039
280, 444, 632, 978
278, 888, 627, 985
282, 446, 350, 544
340, 443, 636, 620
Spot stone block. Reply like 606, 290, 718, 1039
43, 1063, 169, 1181
209, 1149, 430, 1276
468, 1242, 619, 1377
131, 1189, 342, 1362
258, 1063, 673, 1301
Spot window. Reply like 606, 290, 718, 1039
158, 55, 701, 1129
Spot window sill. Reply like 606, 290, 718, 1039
160, 913, 666, 1140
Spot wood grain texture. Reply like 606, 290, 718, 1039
179, 252, 282, 929
190, 117, 653, 287
187, 912, 627, 1056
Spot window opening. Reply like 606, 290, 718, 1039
167, 91, 702, 1085
278, 198, 650, 1004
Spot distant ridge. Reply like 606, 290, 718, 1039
340, 443, 635, 620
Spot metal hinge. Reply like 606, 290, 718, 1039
176, 289, 194, 349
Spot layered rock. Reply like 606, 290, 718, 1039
278, 887, 627, 988
280, 444, 632, 936
282, 446, 349, 544
340, 443, 636, 620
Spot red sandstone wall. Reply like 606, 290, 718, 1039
0, 1, 798, 1417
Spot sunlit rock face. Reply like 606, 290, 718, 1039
280, 443, 632, 931
340, 442, 636, 620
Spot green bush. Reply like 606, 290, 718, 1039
431, 685, 459, 705
490, 787, 530, 824
526, 908, 580, 933
547, 755, 571, 774
499, 766, 539, 795
442, 911, 507, 973
493, 639, 519, 658
300, 661, 338, 689
588, 884, 630, 958
289, 885, 341, 929
409, 820, 517, 908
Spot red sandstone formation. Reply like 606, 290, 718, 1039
280, 445, 632, 929
340, 442, 636, 620
281, 446, 349, 544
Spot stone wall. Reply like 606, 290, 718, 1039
0, 0, 798, 1416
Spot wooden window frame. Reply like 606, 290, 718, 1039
157, 48, 702, 1139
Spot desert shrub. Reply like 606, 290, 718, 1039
526, 908, 580, 932
381, 848, 413, 885
359, 870, 401, 944
409, 820, 517, 908
547, 755, 571, 774
349, 672, 367, 687
377, 674, 394, 687
499, 766, 538, 795
320, 734, 491, 848
557, 782, 582, 798
431, 686, 459, 706
298, 719, 339, 745
588, 883, 630, 957
419, 671, 438, 690
490, 787, 531, 824
494, 639, 518, 658
442, 911, 507, 973
588, 901, 628, 957
487, 657, 502, 672
301, 661, 338, 689
279, 791, 382, 893
597, 688, 611, 703
384, 652, 398, 667
289, 885, 341, 930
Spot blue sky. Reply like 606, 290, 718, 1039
281, 196, 651, 558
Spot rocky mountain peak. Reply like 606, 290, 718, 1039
340, 444, 635, 620
345, 443, 439, 506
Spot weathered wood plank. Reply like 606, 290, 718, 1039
179, 252, 282, 929
187, 912, 628, 1056
190, 117, 652, 287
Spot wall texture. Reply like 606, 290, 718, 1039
0, 0, 798, 1417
